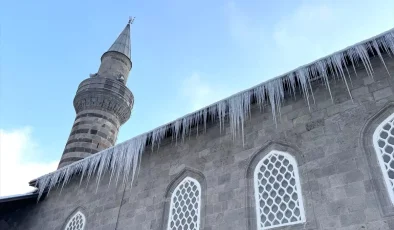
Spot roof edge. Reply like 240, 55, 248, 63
0, 193, 38, 203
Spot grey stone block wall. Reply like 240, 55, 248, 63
3, 54, 394, 229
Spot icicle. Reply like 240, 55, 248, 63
208, 104, 217, 123
151, 126, 166, 152
191, 111, 201, 137
338, 52, 354, 88
227, 91, 251, 145
95, 150, 111, 192
305, 66, 316, 105
79, 159, 90, 186
181, 117, 189, 142
296, 68, 312, 109
217, 101, 227, 134
372, 40, 392, 77
382, 32, 394, 56
172, 120, 181, 144
287, 73, 297, 100
36, 175, 50, 201
331, 54, 353, 101
346, 47, 360, 78
60, 167, 71, 194
266, 79, 284, 125
353, 44, 374, 78
314, 60, 334, 102
203, 108, 208, 133
253, 85, 266, 111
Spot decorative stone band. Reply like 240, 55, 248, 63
58, 109, 120, 168
73, 77, 134, 124
101, 50, 132, 69
32, 28, 394, 201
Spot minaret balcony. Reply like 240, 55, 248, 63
73, 77, 134, 124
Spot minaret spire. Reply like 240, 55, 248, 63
106, 18, 133, 60
96, 19, 134, 83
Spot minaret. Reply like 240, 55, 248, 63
58, 19, 135, 168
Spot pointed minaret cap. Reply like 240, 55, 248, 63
105, 20, 132, 60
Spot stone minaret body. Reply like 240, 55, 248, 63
58, 21, 134, 168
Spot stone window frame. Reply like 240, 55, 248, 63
253, 150, 306, 229
373, 112, 394, 205
245, 141, 313, 230
63, 207, 87, 230
362, 102, 394, 216
161, 167, 206, 230
166, 177, 202, 230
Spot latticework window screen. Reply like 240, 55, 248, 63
65, 211, 86, 230
373, 113, 394, 204
167, 177, 201, 230
254, 150, 305, 229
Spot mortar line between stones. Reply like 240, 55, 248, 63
114, 183, 128, 230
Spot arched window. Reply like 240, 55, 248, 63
64, 211, 86, 230
254, 150, 305, 229
373, 112, 394, 204
167, 177, 201, 230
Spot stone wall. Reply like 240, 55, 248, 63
3, 54, 394, 230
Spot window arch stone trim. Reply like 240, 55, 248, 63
62, 207, 87, 230
254, 150, 305, 229
161, 167, 206, 230
373, 112, 394, 205
245, 141, 313, 230
361, 102, 394, 216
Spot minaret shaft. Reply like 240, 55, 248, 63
58, 22, 134, 169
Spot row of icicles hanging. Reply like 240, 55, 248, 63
35, 29, 394, 201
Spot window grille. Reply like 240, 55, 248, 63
65, 211, 86, 230
167, 177, 201, 230
254, 150, 305, 229
373, 113, 394, 204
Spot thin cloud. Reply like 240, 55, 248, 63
272, 0, 394, 71
272, 2, 341, 69
181, 73, 231, 111
0, 127, 58, 197
225, 1, 265, 52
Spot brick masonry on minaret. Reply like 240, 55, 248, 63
58, 23, 134, 168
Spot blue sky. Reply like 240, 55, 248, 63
0, 0, 393, 195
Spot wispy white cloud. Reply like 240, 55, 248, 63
181, 73, 231, 111
272, 0, 394, 71
273, 2, 340, 62
0, 127, 57, 197
225, 1, 265, 52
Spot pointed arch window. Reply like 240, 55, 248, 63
254, 150, 305, 229
167, 177, 201, 230
64, 211, 86, 230
373, 112, 394, 205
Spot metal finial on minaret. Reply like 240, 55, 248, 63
128, 16, 135, 25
